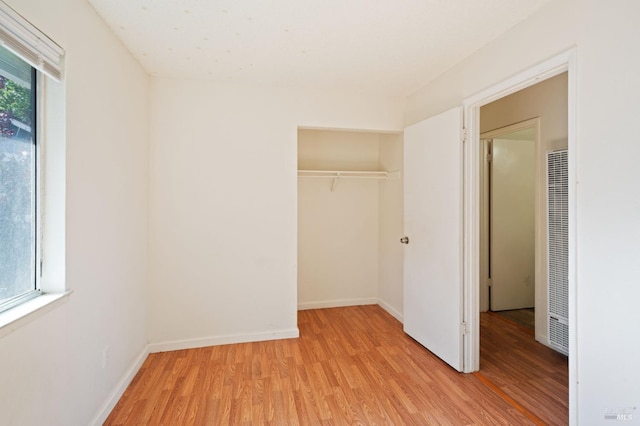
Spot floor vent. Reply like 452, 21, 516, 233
547, 149, 569, 355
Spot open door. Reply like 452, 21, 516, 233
403, 107, 464, 371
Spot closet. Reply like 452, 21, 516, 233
297, 129, 404, 319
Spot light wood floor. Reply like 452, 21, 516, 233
105, 305, 566, 425
480, 311, 568, 425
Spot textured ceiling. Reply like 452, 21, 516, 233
87, 0, 552, 97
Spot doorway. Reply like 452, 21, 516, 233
463, 51, 577, 382
477, 71, 568, 346
465, 56, 575, 422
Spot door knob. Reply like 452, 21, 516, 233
400, 236, 410, 244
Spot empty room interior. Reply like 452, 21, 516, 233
0, 0, 639, 425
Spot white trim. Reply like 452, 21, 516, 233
0, 291, 71, 339
297, 297, 378, 311
298, 298, 402, 321
462, 48, 578, 425
148, 328, 301, 354
377, 299, 403, 323
463, 50, 572, 108
566, 48, 578, 426
480, 119, 539, 139
90, 345, 150, 426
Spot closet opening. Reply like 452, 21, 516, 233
296, 128, 404, 321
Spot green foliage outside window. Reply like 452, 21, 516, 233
0, 76, 32, 136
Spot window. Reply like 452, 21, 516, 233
0, 45, 38, 313
0, 0, 64, 320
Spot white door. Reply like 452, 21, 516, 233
403, 107, 463, 372
490, 137, 536, 311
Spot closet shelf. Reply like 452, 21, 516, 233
298, 169, 399, 191
298, 170, 389, 179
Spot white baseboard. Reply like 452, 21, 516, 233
90, 344, 150, 426
148, 328, 300, 353
297, 298, 404, 323
297, 298, 378, 311
377, 298, 403, 323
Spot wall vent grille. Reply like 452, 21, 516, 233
547, 149, 569, 355
549, 316, 569, 355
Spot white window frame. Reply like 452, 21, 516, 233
0, 0, 69, 336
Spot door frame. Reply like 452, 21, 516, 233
462, 49, 577, 422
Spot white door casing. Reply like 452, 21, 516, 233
403, 107, 464, 372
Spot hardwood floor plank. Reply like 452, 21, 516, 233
105, 305, 565, 425
145, 389, 172, 424
323, 391, 353, 424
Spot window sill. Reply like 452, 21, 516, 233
0, 291, 72, 339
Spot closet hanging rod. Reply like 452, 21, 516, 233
297, 170, 399, 191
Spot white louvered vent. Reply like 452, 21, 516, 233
549, 316, 569, 352
547, 149, 569, 355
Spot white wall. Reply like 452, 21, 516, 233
148, 80, 404, 349
481, 73, 568, 344
297, 130, 380, 309
406, 0, 640, 423
0, 0, 149, 425
378, 134, 404, 320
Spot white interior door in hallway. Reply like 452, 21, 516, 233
486, 130, 536, 311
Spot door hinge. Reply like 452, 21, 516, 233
487, 278, 493, 287
461, 321, 470, 335
461, 128, 468, 143
486, 153, 493, 163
